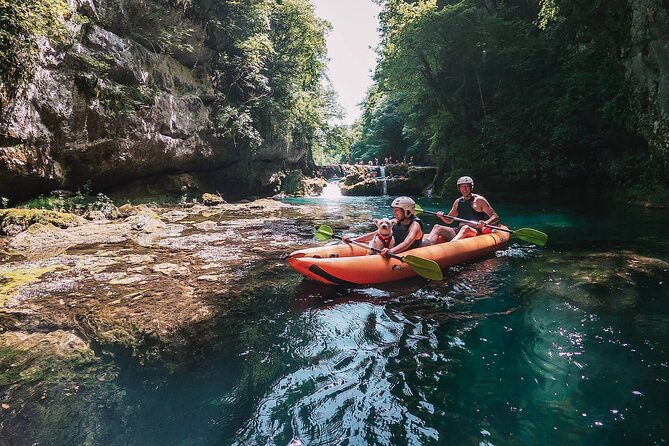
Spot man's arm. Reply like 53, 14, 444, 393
437, 200, 459, 224
478, 197, 499, 226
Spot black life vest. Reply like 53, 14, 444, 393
457, 195, 487, 223
392, 216, 424, 249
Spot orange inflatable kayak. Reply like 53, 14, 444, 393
287, 228, 509, 285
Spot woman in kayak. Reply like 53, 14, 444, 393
344, 196, 425, 256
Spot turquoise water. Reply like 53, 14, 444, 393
4, 195, 669, 445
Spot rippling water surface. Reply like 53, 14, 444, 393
7, 194, 669, 445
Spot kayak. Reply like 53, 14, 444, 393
287, 227, 510, 285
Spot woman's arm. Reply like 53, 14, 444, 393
388, 221, 421, 254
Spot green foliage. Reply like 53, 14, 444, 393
351, 88, 410, 163
68, 53, 113, 74
18, 186, 115, 216
264, 0, 331, 150
0, 0, 70, 107
360, 0, 665, 198
97, 82, 159, 118
538, 0, 559, 29
312, 124, 357, 164
182, 0, 333, 157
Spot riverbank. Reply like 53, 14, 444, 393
0, 189, 386, 441
0, 197, 330, 440
1, 198, 326, 361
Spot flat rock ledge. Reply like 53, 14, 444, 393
0, 198, 324, 366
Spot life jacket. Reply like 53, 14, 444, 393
457, 194, 487, 223
375, 232, 394, 248
392, 216, 424, 249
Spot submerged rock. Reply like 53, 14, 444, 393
0, 329, 121, 446
515, 250, 669, 312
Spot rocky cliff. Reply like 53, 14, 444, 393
625, 0, 669, 163
0, 0, 310, 204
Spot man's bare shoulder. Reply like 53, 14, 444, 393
473, 194, 490, 204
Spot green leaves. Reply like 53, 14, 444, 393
185, 0, 332, 157
358, 0, 664, 197
0, 0, 70, 107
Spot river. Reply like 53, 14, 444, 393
1, 193, 668, 445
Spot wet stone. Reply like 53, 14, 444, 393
0, 199, 322, 365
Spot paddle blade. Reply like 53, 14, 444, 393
414, 203, 424, 215
402, 255, 444, 281
314, 225, 334, 241
513, 228, 548, 246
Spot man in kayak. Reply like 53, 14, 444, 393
344, 196, 425, 256
426, 176, 500, 244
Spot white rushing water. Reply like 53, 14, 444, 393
379, 165, 387, 195
321, 181, 342, 198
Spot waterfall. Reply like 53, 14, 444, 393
379, 166, 387, 195
321, 181, 342, 198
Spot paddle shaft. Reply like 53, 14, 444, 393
419, 209, 513, 234
329, 233, 407, 262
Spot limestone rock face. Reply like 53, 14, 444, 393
0, 0, 306, 203
625, 0, 669, 156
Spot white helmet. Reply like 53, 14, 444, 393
456, 176, 474, 188
391, 196, 416, 217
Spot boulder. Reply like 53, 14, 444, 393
202, 193, 225, 206
0, 209, 83, 235
340, 179, 382, 196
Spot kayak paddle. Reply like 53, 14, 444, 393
414, 204, 548, 246
314, 225, 443, 281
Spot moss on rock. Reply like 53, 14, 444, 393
280, 171, 327, 196
340, 178, 381, 196
0, 265, 61, 307
0, 208, 81, 235
0, 0, 71, 105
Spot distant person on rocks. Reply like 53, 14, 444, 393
409, 156, 414, 165
426, 176, 499, 244
368, 160, 373, 166
384, 157, 389, 165
403, 156, 408, 164
389, 156, 393, 164
375, 157, 379, 165
345, 154, 350, 164
344, 196, 424, 255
